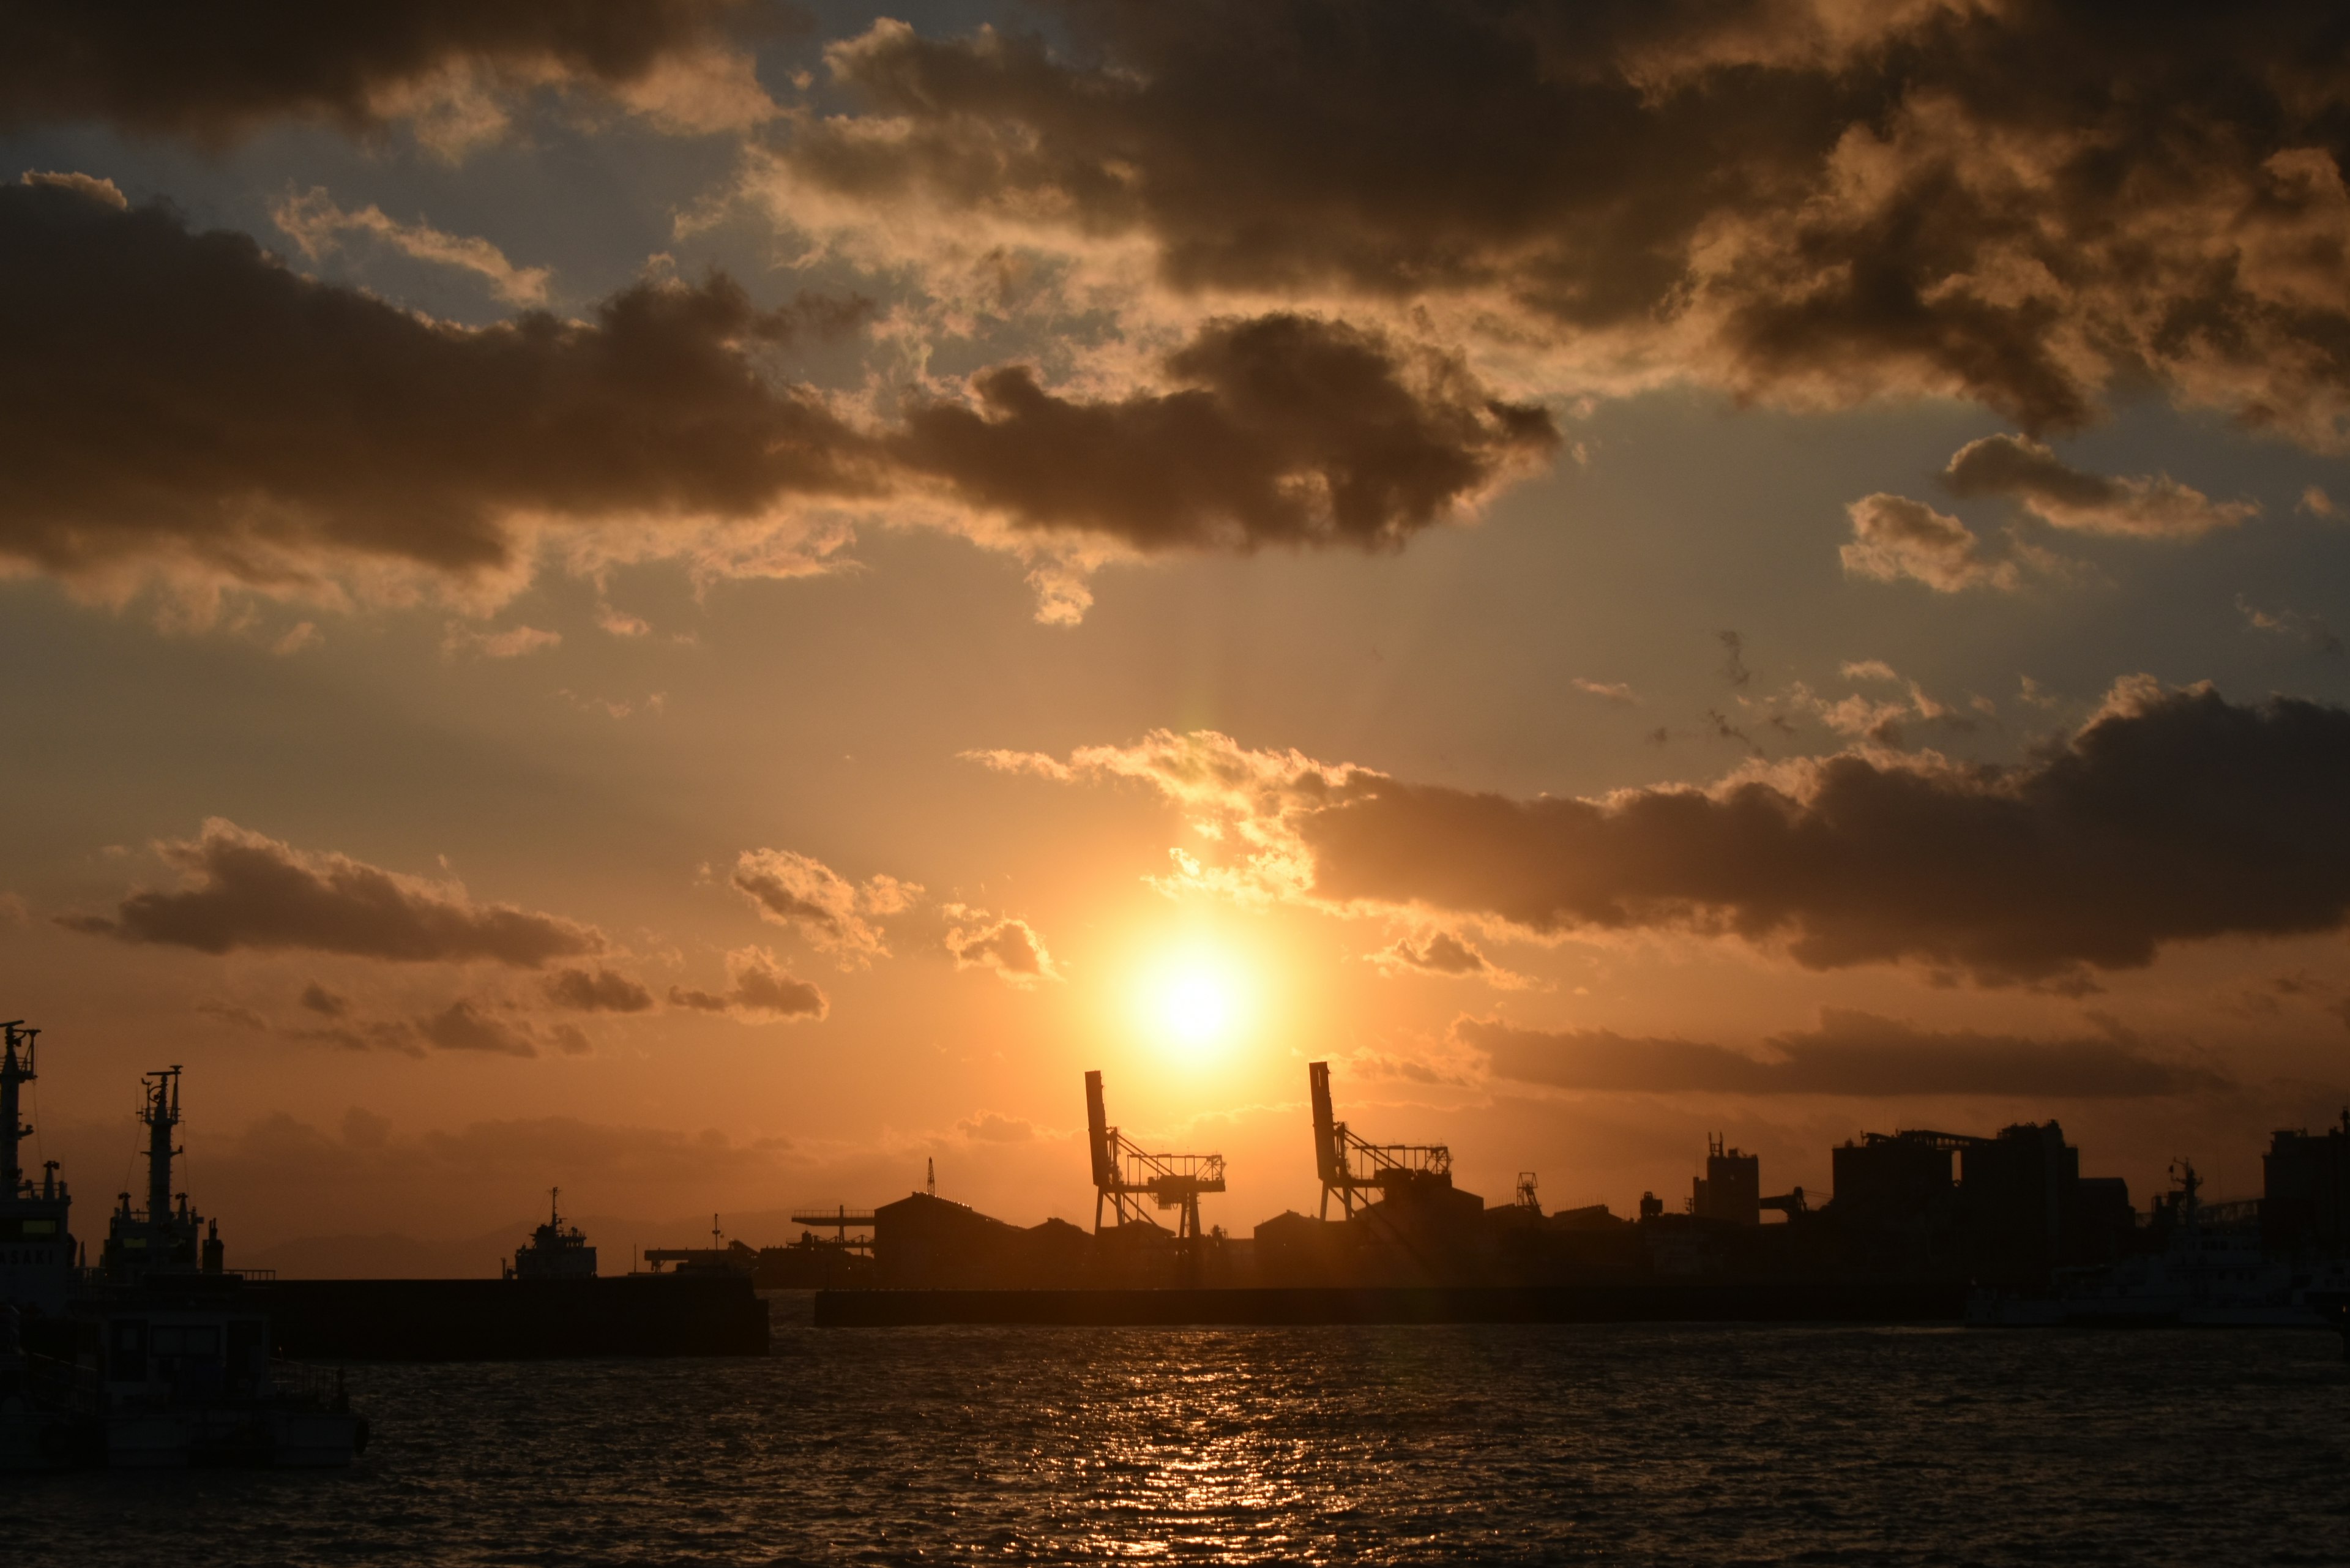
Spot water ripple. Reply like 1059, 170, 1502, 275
9, 1318, 2346, 1565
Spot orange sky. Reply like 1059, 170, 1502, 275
2, 2, 2348, 1272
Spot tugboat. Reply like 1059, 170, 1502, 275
1, 1029, 80, 1354
0, 1029, 368, 1470
505, 1188, 597, 1279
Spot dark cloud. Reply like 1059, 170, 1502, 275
1467, 1009, 2221, 1099
789, 2, 2350, 447
543, 966, 656, 1013
60, 818, 602, 968
1300, 682, 2350, 983
297, 996, 586, 1058
894, 314, 1557, 551
1941, 435, 2257, 539
1010, 681, 2350, 987
0, 1, 771, 143
1373, 931, 1490, 977
1717, 631, 1751, 687
299, 983, 349, 1018
1, 180, 1570, 610
668, 946, 827, 1021
419, 999, 540, 1057
0, 175, 875, 593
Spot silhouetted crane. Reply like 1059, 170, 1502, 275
1309, 1060, 1450, 1219
1084, 1069, 1225, 1239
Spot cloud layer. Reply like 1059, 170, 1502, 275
0, 174, 875, 607
2, 177, 1569, 620
62, 819, 602, 968
781, 2, 2350, 447
1468, 1010, 2220, 1098
985, 679, 2350, 984
0, 1, 767, 144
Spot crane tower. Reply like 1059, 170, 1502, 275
1084, 1069, 1226, 1240
1309, 1060, 1451, 1219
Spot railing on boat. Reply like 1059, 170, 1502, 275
268, 1358, 349, 1410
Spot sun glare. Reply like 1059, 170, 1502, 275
1139, 944, 1251, 1053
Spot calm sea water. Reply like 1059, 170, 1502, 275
8, 1299, 2347, 1566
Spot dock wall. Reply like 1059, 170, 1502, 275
813, 1282, 1968, 1327
265, 1275, 770, 1359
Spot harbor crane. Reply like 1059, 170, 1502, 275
1310, 1060, 1451, 1219
1084, 1069, 1225, 1240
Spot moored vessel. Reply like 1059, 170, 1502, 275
0, 1029, 368, 1471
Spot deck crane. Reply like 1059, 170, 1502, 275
1084, 1070, 1226, 1240
1310, 1060, 1452, 1219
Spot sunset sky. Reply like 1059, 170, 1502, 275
4, 2, 2348, 1271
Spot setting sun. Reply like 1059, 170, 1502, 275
1138, 945, 1251, 1053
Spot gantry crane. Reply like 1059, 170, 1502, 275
1309, 1059, 1451, 1219
1084, 1069, 1225, 1239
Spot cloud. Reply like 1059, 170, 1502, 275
0, 174, 879, 613
419, 998, 543, 1057
1841, 493, 2024, 593
1572, 678, 1639, 706
59, 818, 602, 968
667, 946, 827, 1022
21, 170, 125, 209
2237, 595, 2344, 657
0, 1, 776, 147
272, 187, 551, 304
986, 679, 2350, 985
272, 622, 323, 656
6, 179, 1570, 627
729, 849, 914, 963
1717, 631, 1751, 687
543, 967, 656, 1014
299, 983, 349, 1018
892, 314, 1557, 552
442, 622, 561, 659
1467, 1009, 2223, 1099
773, 4, 2350, 450
957, 1111, 1037, 1143
1840, 660, 1899, 683
1376, 931, 1489, 977
2302, 486, 2338, 519
196, 999, 267, 1031
943, 907, 1059, 986
1941, 434, 2257, 539
300, 995, 592, 1059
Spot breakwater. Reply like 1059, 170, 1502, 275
265, 1275, 769, 1359
813, 1280, 1968, 1327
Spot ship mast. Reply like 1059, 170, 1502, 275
1, 1020, 36, 1198
143, 1066, 183, 1223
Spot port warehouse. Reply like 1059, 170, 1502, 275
660, 1063, 2350, 1301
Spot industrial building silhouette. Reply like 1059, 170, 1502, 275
678, 1067, 2350, 1298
